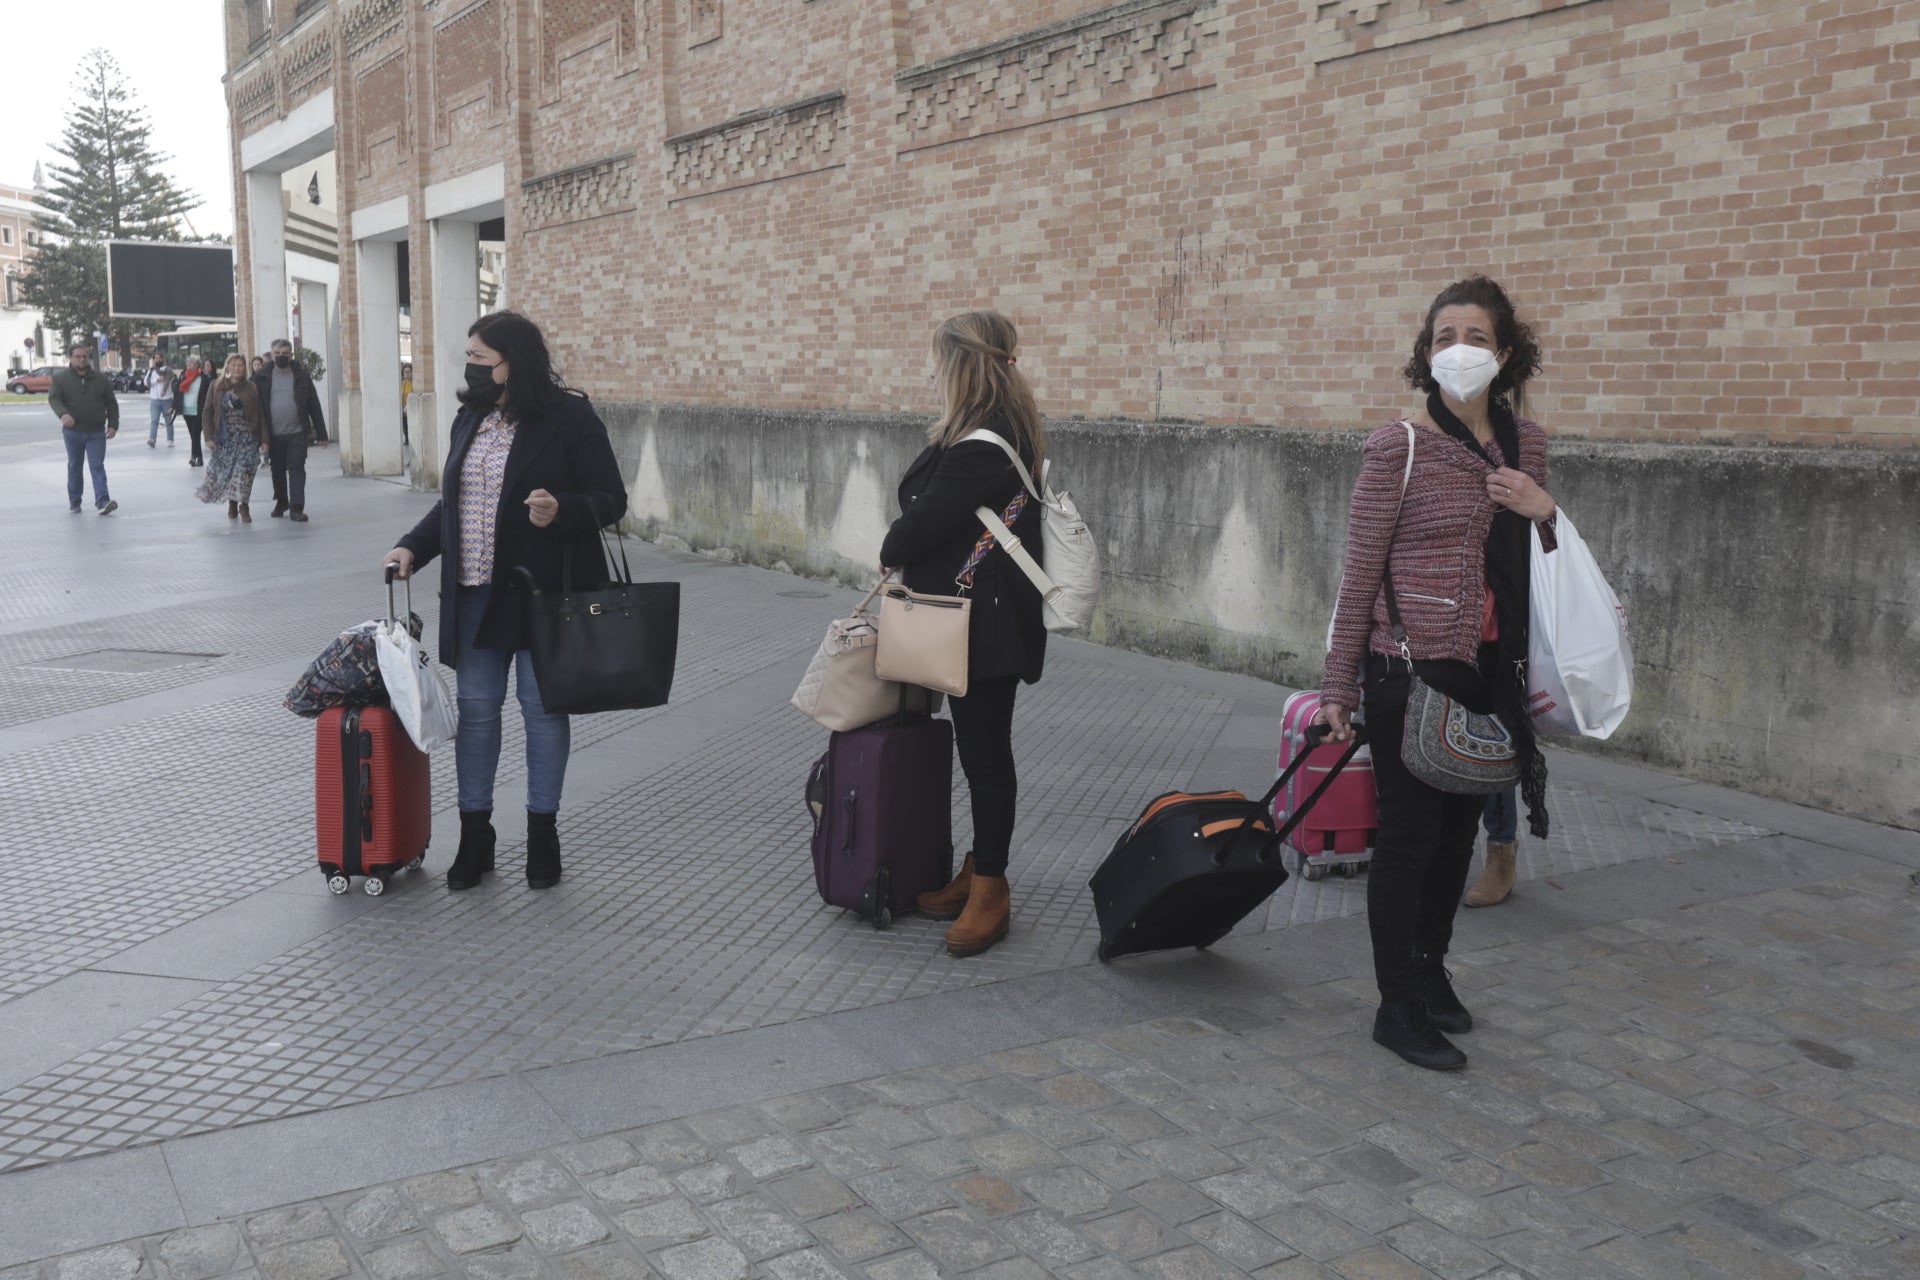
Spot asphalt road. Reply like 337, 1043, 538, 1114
0, 394, 148, 448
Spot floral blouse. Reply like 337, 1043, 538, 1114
457, 410, 516, 586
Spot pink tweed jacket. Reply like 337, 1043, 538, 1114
1321, 417, 1557, 712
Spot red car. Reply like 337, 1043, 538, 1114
6, 366, 60, 394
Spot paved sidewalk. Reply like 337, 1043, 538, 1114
2, 420, 1918, 1277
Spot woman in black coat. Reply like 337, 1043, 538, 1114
879, 310, 1048, 958
384, 311, 628, 892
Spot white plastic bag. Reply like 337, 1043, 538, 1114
375, 620, 458, 752
1528, 509, 1632, 739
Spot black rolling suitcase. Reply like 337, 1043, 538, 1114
1090, 724, 1368, 962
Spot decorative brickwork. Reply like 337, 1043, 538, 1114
281, 17, 335, 109
343, 0, 404, 59
234, 66, 280, 132
895, 0, 1221, 153
689, 0, 722, 48
355, 54, 409, 178
433, 0, 507, 146
539, 0, 646, 104
1311, 0, 1607, 64
521, 152, 640, 230
666, 92, 846, 201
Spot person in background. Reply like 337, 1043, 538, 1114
49, 342, 118, 514
1464, 789, 1519, 907
1318, 275, 1557, 1072
146, 356, 175, 448
173, 356, 210, 466
250, 355, 266, 377
880, 310, 1049, 960
253, 339, 331, 522
384, 311, 627, 893
196, 354, 266, 522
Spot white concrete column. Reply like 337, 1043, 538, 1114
296, 280, 338, 436
429, 217, 480, 491
244, 170, 287, 355
355, 239, 404, 476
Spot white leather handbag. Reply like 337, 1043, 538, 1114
958, 430, 1100, 632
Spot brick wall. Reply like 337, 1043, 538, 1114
229, 0, 1918, 446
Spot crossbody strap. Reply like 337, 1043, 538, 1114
976, 502, 1061, 603
1380, 422, 1417, 662
957, 428, 1046, 503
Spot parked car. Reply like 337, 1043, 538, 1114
110, 369, 146, 392
6, 366, 60, 394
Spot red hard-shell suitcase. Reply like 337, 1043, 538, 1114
316, 705, 432, 896
807, 716, 954, 928
1274, 690, 1378, 881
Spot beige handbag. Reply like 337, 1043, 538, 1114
791, 579, 940, 731
874, 584, 973, 698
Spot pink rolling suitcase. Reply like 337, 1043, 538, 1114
1273, 690, 1377, 880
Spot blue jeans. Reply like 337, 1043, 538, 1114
148, 399, 172, 442
62, 429, 109, 508
453, 583, 569, 814
1482, 788, 1518, 843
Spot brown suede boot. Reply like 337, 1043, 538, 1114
916, 854, 974, 920
1463, 841, 1517, 907
945, 874, 1010, 958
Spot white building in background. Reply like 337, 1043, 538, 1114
0, 178, 51, 374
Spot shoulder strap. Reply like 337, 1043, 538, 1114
976, 503, 1060, 603
957, 428, 1044, 503
1380, 422, 1416, 660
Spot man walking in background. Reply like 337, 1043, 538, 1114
49, 343, 119, 515
254, 338, 329, 523
145, 355, 175, 448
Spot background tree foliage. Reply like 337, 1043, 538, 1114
21, 49, 205, 361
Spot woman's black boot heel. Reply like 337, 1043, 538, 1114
447, 810, 496, 891
527, 811, 562, 889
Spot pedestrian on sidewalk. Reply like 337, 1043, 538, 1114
145, 356, 175, 448
196, 354, 266, 522
253, 339, 331, 522
1464, 789, 1519, 907
880, 310, 1048, 959
173, 356, 210, 466
1317, 276, 1558, 1072
384, 311, 627, 893
50, 342, 119, 514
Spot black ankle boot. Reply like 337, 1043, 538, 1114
447, 810, 496, 891
526, 811, 561, 889
1415, 954, 1473, 1034
1373, 1001, 1467, 1070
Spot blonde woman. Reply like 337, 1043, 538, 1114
195, 354, 266, 521
879, 311, 1049, 958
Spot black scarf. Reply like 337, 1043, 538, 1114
1426, 389, 1550, 839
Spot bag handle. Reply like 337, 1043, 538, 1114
957, 428, 1048, 503
854, 572, 894, 616
384, 561, 412, 623
976, 503, 1061, 604
1379, 421, 1417, 662
1219, 723, 1369, 863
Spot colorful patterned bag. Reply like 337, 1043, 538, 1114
283, 619, 409, 717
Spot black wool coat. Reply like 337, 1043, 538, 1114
879, 424, 1047, 686
397, 390, 629, 669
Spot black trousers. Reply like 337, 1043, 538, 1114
948, 676, 1021, 878
269, 434, 309, 511
183, 413, 203, 462
1362, 652, 1486, 1003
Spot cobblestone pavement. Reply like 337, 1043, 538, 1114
3, 425, 1918, 1275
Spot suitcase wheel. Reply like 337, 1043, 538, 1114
407, 856, 425, 872
1339, 862, 1358, 878
873, 906, 893, 931
363, 876, 386, 897
1303, 861, 1328, 882
325, 870, 350, 896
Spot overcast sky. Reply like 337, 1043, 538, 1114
0, 0, 235, 238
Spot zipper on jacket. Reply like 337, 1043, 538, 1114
1398, 591, 1459, 607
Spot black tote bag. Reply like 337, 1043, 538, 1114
515, 531, 679, 714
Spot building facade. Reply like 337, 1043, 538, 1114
224, 0, 1919, 825
0, 181, 52, 374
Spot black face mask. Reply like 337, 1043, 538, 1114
274, 354, 291, 368
464, 362, 501, 399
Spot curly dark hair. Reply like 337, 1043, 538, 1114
1402, 276, 1543, 409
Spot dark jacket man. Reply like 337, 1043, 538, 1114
251, 360, 329, 442
49, 364, 120, 433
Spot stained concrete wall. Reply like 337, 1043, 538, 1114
599, 403, 1920, 831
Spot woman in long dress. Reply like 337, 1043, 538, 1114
196, 354, 266, 521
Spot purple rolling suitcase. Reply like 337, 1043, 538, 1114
806, 716, 955, 928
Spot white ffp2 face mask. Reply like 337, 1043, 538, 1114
1430, 344, 1500, 402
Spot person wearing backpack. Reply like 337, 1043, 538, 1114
879, 311, 1048, 958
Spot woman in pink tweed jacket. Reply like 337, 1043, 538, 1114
1317, 276, 1560, 1072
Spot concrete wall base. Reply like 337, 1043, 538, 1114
595, 401, 1918, 830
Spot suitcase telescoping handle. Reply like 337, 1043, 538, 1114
384, 561, 412, 623
1218, 723, 1369, 865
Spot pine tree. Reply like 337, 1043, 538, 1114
22, 49, 203, 359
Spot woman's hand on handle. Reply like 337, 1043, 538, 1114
385, 548, 416, 580
1314, 701, 1354, 743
